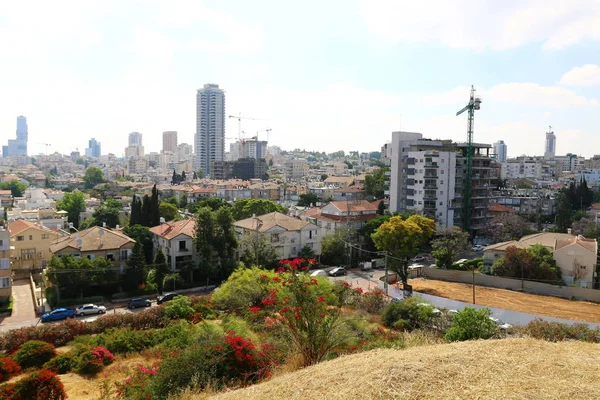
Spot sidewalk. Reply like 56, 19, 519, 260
0, 280, 38, 332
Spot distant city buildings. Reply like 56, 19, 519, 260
2, 116, 28, 158
493, 140, 507, 162
125, 132, 144, 159
544, 127, 556, 159
177, 143, 193, 162
195, 83, 225, 176
229, 139, 268, 161
163, 131, 178, 153
85, 138, 101, 158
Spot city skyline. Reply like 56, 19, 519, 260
0, 1, 599, 157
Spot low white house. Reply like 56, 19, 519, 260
149, 218, 196, 271
233, 212, 321, 260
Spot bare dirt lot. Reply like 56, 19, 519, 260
409, 278, 600, 323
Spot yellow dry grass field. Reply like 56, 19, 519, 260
207, 338, 600, 400
409, 277, 600, 323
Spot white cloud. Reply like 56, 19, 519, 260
559, 64, 600, 86
359, 0, 600, 50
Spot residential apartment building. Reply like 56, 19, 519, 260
163, 131, 178, 153
8, 220, 63, 276
233, 212, 321, 260
501, 158, 542, 179
492, 140, 507, 162
195, 83, 225, 176
49, 226, 135, 271
149, 218, 195, 272
284, 159, 309, 180
544, 128, 556, 159
301, 200, 379, 236
0, 227, 11, 302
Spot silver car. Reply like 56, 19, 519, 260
75, 304, 107, 316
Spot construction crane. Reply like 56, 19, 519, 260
37, 142, 51, 155
456, 85, 482, 234
228, 113, 262, 141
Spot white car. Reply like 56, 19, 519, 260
75, 304, 107, 316
417, 302, 441, 315
310, 269, 328, 277
489, 317, 512, 330
472, 245, 484, 252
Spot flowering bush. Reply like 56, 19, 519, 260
73, 351, 104, 375
12, 340, 57, 369
91, 346, 115, 366
42, 354, 74, 375
7, 369, 67, 400
114, 364, 158, 399
520, 319, 600, 343
355, 289, 388, 314
0, 356, 21, 382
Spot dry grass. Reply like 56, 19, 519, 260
202, 338, 600, 400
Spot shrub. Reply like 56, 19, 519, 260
73, 351, 103, 375
520, 319, 600, 343
381, 298, 437, 331
164, 295, 194, 320
0, 297, 13, 314
189, 296, 218, 321
87, 327, 157, 355
115, 364, 157, 400
445, 307, 497, 341
212, 267, 280, 311
0, 356, 21, 382
0, 382, 15, 398
13, 340, 57, 369
355, 289, 388, 314
42, 355, 73, 374
10, 369, 67, 400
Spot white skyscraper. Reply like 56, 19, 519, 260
544, 126, 556, 159
493, 140, 507, 162
195, 83, 225, 176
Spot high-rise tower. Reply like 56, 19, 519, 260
2, 116, 28, 157
163, 131, 178, 153
493, 140, 507, 162
195, 84, 225, 176
544, 126, 556, 159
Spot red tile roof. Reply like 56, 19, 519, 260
149, 218, 196, 240
489, 202, 517, 214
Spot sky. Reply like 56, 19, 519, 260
0, 0, 600, 159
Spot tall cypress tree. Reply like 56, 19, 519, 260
141, 194, 151, 226
150, 184, 160, 226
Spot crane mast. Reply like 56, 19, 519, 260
456, 85, 482, 234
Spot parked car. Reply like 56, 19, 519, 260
411, 255, 426, 263
328, 267, 347, 277
75, 304, 106, 316
417, 302, 441, 315
128, 298, 151, 309
310, 269, 328, 277
360, 261, 373, 271
472, 245, 484, 252
41, 308, 74, 323
157, 293, 179, 305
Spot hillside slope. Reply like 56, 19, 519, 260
209, 338, 600, 400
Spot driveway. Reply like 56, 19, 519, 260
0, 279, 37, 331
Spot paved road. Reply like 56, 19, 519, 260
0, 280, 37, 332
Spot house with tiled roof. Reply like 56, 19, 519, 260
300, 200, 379, 236
483, 232, 597, 287
323, 175, 354, 188
149, 218, 196, 271
8, 220, 64, 275
49, 226, 135, 270
488, 202, 518, 215
233, 212, 321, 260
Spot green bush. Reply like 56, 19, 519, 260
87, 327, 156, 355
8, 369, 67, 400
164, 296, 194, 320
56, 296, 104, 308
73, 351, 103, 375
212, 267, 280, 311
520, 319, 600, 343
0, 297, 13, 314
445, 307, 497, 341
42, 355, 74, 374
381, 298, 437, 331
13, 340, 57, 369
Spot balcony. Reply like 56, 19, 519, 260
424, 183, 437, 189
424, 173, 438, 178
424, 162, 439, 168
423, 202, 437, 210
423, 192, 437, 200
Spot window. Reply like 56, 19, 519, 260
87, 254, 96, 260
441, 159, 445, 163
271, 234, 280, 243
0, 259, 9, 270
16, 236, 24, 241
0, 277, 10, 288
179, 240, 187, 250
41, 234, 49, 240
120, 250, 128, 260
418, 201, 422, 205
439, 201, 443, 205
440, 180, 444, 184
38, 252, 43, 259
106, 254, 114, 261
440, 191, 444, 195
441, 170, 444, 174
29, 235, 32, 241
419, 169, 423, 173
21, 249, 35, 260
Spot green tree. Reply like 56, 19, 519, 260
372, 215, 435, 291
190, 197, 229, 213
377, 201, 385, 215
359, 214, 392, 252
123, 242, 147, 291
240, 235, 279, 269
491, 244, 562, 283
485, 213, 532, 243
83, 166, 104, 189
432, 227, 470, 269
129, 195, 143, 226
56, 191, 86, 229
297, 193, 319, 207
555, 191, 573, 233
445, 307, 497, 341
231, 199, 286, 220
159, 202, 179, 221
0, 179, 27, 197
150, 249, 170, 294
213, 207, 238, 281
320, 230, 348, 266
123, 224, 153, 264
364, 168, 388, 199
178, 194, 188, 209
298, 244, 316, 260
89, 202, 121, 228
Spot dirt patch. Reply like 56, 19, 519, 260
409, 278, 600, 323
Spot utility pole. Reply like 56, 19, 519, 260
472, 262, 476, 304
